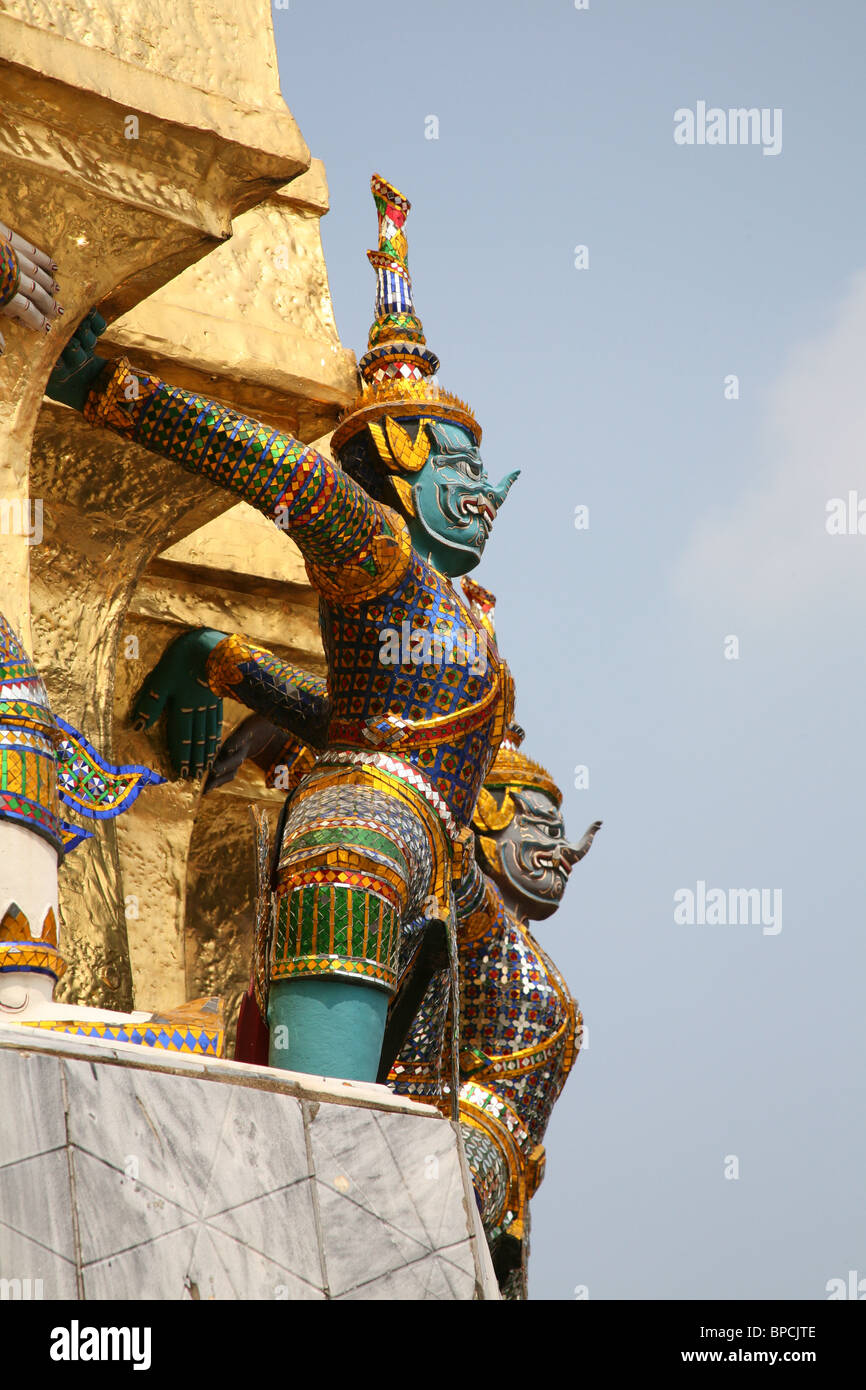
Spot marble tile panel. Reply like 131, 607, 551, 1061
307, 1102, 467, 1252
0, 1223, 78, 1300
0, 1049, 66, 1168
72, 1147, 195, 1265
336, 1247, 477, 1301
64, 1057, 231, 1215
184, 1226, 324, 1301
206, 1180, 323, 1289
0, 1148, 75, 1262
82, 1226, 200, 1300
199, 1084, 309, 1217
314, 1180, 433, 1298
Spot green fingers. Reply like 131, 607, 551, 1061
173, 697, 222, 780
131, 679, 168, 732
46, 308, 108, 412
204, 702, 221, 770
76, 314, 104, 352
173, 704, 196, 780
130, 628, 227, 781
174, 703, 218, 781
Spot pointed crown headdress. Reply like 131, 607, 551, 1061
331, 174, 481, 467
473, 723, 563, 835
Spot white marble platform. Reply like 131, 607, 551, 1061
0, 1026, 498, 1300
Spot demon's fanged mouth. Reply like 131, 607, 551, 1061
457, 492, 495, 533
529, 845, 569, 880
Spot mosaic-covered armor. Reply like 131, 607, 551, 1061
391, 725, 601, 1298
45, 175, 519, 1082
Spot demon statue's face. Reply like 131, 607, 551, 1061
492, 787, 570, 919
408, 422, 518, 576
475, 780, 600, 922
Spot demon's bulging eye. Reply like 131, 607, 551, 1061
524, 813, 562, 838
446, 454, 483, 480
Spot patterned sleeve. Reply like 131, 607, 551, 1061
206, 634, 330, 748
0, 241, 20, 309
83, 358, 397, 579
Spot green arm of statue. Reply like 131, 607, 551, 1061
47, 318, 358, 779
45, 316, 394, 573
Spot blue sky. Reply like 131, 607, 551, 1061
274, 0, 866, 1298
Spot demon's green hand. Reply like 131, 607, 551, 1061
132, 629, 226, 779
45, 309, 108, 412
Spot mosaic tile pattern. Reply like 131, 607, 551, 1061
84, 358, 388, 582
390, 863, 581, 1300
460, 1119, 509, 1229
54, 717, 163, 825
0, 617, 163, 857
324, 552, 513, 824
18, 1019, 221, 1055
272, 773, 436, 991
0, 615, 62, 849
0, 240, 19, 309
207, 635, 329, 746
458, 906, 578, 1146
331, 173, 480, 453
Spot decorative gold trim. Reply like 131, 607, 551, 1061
459, 1092, 529, 1231
0, 941, 66, 979
41, 907, 58, 948
389, 475, 416, 517
205, 633, 251, 697
482, 744, 562, 807
526, 1144, 547, 1199
477, 834, 503, 877
291, 762, 454, 910
82, 356, 137, 431
331, 381, 481, 454
385, 417, 431, 473
0, 902, 30, 942
474, 785, 516, 833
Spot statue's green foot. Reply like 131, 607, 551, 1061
267, 977, 389, 1083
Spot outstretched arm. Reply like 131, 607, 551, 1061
46, 316, 403, 584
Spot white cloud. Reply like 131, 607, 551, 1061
674, 270, 866, 622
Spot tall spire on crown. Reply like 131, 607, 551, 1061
359, 174, 440, 386
331, 174, 481, 457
